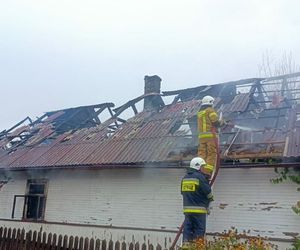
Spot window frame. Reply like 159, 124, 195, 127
24, 179, 48, 221
11, 179, 49, 221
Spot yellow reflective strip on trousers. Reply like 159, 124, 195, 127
183, 209, 207, 214
199, 133, 214, 138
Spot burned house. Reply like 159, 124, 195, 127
0, 74, 299, 249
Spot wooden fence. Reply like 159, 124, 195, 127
0, 227, 164, 250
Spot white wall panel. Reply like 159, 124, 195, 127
44, 168, 184, 230
0, 172, 26, 219
208, 168, 300, 240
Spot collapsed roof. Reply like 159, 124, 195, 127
1, 73, 300, 170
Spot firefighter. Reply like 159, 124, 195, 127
197, 95, 223, 176
181, 157, 214, 245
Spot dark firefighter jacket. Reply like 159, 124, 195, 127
181, 169, 214, 214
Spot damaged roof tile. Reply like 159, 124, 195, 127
1, 73, 300, 169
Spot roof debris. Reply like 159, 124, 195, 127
1, 72, 300, 170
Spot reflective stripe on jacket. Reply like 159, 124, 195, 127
183, 206, 208, 214
197, 107, 219, 139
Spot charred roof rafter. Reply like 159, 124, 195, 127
113, 93, 164, 120
0, 103, 116, 154
0, 116, 33, 140
163, 78, 265, 104
46, 103, 115, 131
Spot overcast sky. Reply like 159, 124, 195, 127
1, 0, 299, 131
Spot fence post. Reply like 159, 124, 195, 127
62, 235, 68, 250
57, 234, 63, 250
1, 227, 8, 249
0, 227, 3, 250
129, 243, 134, 250
79, 237, 84, 250
84, 237, 89, 250
37, 231, 43, 250
15, 228, 21, 250
17, 229, 25, 250
108, 240, 113, 250
121, 242, 126, 250
51, 233, 57, 250
10, 228, 17, 250
7, 227, 12, 250
42, 232, 47, 249
32, 230, 38, 250
68, 235, 74, 250
101, 240, 107, 250
45, 233, 52, 250
115, 240, 120, 250
89, 238, 95, 250
25, 230, 32, 250
74, 236, 79, 249
95, 239, 101, 250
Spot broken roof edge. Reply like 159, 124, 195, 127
46, 102, 115, 114
162, 77, 264, 96
162, 71, 300, 96
1, 161, 299, 172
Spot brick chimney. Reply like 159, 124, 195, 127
144, 75, 162, 110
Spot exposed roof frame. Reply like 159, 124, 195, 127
113, 93, 163, 114
0, 103, 116, 154
0, 116, 33, 140
162, 78, 264, 96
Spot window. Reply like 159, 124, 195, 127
24, 179, 48, 220
12, 179, 48, 220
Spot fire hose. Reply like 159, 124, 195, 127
170, 133, 220, 249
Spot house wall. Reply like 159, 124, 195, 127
0, 167, 299, 249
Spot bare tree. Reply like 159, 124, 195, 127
258, 50, 300, 77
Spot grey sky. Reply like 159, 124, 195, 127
1, 0, 300, 131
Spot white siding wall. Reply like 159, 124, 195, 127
0, 172, 26, 219
0, 167, 299, 249
209, 168, 300, 240
44, 168, 184, 229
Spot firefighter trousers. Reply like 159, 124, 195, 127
198, 138, 217, 171
183, 213, 206, 242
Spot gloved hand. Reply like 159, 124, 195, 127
223, 119, 232, 126
221, 120, 234, 130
